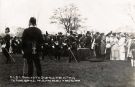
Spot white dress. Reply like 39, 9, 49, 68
105, 36, 112, 60
110, 37, 119, 60
118, 37, 126, 60
106, 36, 111, 49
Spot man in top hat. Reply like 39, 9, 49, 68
22, 17, 43, 77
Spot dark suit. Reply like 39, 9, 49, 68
67, 35, 78, 62
95, 35, 101, 58
22, 27, 43, 77
85, 36, 92, 50
54, 42, 62, 61
2, 34, 11, 64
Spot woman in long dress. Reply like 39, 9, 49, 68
118, 34, 126, 60
126, 35, 132, 59
110, 33, 120, 60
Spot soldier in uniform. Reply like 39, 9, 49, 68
67, 31, 78, 62
85, 31, 92, 48
53, 32, 63, 61
42, 34, 53, 60
2, 27, 11, 64
22, 17, 43, 77
11, 36, 18, 54
84, 31, 92, 56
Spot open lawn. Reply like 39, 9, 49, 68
0, 53, 135, 87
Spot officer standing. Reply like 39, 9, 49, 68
2, 27, 11, 64
22, 17, 43, 77
11, 36, 18, 54
67, 31, 78, 63
54, 32, 63, 61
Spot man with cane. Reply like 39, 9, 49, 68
22, 17, 44, 77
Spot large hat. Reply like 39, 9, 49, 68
130, 33, 135, 39
110, 34, 113, 37
120, 33, 125, 37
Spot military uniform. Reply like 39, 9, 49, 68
11, 37, 18, 54
2, 33, 11, 63
42, 35, 53, 60
22, 26, 43, 77
67, 34, 78, 62
53, 34, 63, 61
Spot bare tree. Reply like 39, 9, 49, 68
50, 4, 86, 34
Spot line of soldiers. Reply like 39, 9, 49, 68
41, 31, 106, 62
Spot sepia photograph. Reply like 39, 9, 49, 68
0, 0, 135, 87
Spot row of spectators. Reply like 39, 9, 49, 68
0, 30, 135, 63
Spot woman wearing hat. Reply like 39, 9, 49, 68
110, 33, 120, 60
118, 33, 126, 60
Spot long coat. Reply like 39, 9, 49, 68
22, 27, 43, 58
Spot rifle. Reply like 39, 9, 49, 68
3, 46, 15, 63
66, 36, 78, 63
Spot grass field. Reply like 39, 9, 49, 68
0, 53, 135, 87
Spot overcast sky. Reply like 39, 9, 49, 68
0, 0, 135, 34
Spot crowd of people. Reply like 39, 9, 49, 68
1, 28, 135, 61
1, 17, 135, 77
0, 28, 135, 61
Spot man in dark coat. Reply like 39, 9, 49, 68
67, 31, 78, 62
42, 34, 53, 60
54, 40, 62, 61
95, 32, 101, 58
2, 27, 11, 64
85, 32, 92, 49
22, 17, 43, 77
11, 36, 18, 54
54, 33, 63, 61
